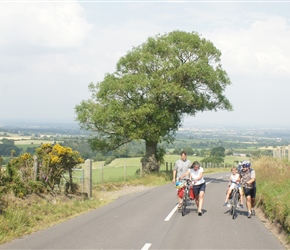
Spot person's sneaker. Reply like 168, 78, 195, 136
178, 203, 182, 210
240, 204, 243, 209
251, 209, 255, 216
247, 212, 251, 218
223, 202, 228, 206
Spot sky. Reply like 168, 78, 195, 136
0, 0, 290, 128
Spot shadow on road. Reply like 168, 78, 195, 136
223, 208, 249, 219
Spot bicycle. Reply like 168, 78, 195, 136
181, 179, 192, 216
228, 181, 241, 219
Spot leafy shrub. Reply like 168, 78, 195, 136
0, 144, 84, 202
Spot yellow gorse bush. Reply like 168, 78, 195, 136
50, 155, 61, 164
20, 153, 32, 161
34, 143, 84, 193
53, 143, 72, 155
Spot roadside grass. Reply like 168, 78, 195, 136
0, 193, 106, 245
253, 156, 290, 243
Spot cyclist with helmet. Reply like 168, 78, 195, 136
172, 151, 191, 210
239, 161, 256, 218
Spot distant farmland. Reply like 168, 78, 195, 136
0, 133, 62, 145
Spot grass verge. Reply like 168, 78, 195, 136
253, 156, 290, 244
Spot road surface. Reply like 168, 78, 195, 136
0, 172, 285, 249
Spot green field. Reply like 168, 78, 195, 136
75, 155, 249, 184
87, 155, 248, 169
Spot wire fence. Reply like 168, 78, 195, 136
63, 168, 84, 193
80, 161, 232, 184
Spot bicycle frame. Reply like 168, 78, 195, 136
181, 179, 192, 216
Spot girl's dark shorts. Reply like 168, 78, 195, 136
243, 187, 256, 198
193, 182, 206, 197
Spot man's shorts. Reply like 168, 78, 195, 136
243, 187, 256, 198
193, 182, 206, 197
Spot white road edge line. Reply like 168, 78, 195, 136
141, 243, 152, 250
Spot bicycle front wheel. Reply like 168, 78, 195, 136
182, 191, 187, 216
232, 191, 238, 219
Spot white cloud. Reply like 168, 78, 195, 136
0, 2, 93, 51
1, 2, 290, 127
207, 15, 290, 80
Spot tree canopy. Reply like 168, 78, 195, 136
210, 146, 226, 157
75, 30, 232, 171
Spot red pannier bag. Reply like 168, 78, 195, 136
178, 187, 184, 198
190, 187, 195, 200
178, 187, 195, 200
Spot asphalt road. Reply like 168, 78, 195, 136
0, 172, 285, 250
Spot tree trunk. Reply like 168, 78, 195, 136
141, 141, 160, 173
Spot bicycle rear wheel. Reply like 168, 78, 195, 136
232, 204, 236, 219
230, 206, 233, 215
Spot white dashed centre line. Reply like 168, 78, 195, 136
164, 204, 179, 221
141, 243, 152, 250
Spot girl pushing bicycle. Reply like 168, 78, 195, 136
179, 161, 206, 216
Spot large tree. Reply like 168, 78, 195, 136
210, 146, 226, 157
75, 30, 232, 172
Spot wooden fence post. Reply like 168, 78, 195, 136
140, 163, 142, 177
101, 163, 104, 183
84, 159, 92, 198
33, 155, 38, 181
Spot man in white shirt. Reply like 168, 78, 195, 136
172, 151, 191, 209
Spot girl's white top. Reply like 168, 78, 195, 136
189, 167, 205, 185
230, 173, 239, 188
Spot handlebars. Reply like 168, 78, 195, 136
179, 178, 191, 185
